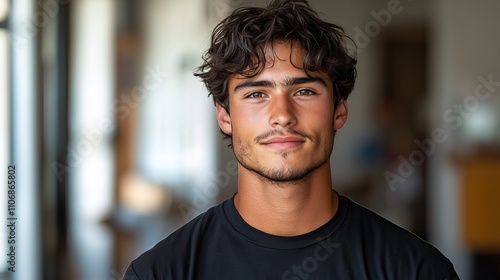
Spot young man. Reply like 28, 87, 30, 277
124, 0, 459, 279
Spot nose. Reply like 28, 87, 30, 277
269, 94, 297, 128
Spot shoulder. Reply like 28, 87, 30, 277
123, 203, 223, 279
342, 196, 459, 279
345, 196, 432, 248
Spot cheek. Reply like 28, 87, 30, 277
231, 105, 266, 133
306, 103, 336, 143
301, 101, 334, 126
230, 118, 254, 144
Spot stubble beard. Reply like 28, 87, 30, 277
233, 137, 333, 185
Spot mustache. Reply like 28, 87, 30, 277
254, 128, 313, 143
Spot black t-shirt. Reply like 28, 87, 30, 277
123, 193, 459, 280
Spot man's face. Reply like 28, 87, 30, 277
216, 41, 348, 182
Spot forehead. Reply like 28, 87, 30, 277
228, 40, 331, 90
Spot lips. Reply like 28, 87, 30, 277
261, 136, 305, 149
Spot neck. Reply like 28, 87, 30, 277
234, 163, 338, 236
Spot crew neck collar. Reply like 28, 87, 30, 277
221, 190, 349, 250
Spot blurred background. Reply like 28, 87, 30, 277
1, 0, 500, 279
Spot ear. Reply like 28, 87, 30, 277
216, 102, 232, 135
333, 99, 348, 130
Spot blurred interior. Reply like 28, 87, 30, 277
2, 0, 500, 279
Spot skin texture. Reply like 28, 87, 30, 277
216, 41, 348, 236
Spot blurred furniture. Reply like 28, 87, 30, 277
458, 148, 500, 279
460, 150, 500, 251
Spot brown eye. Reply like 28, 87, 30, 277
246, 92, 266, 99
295, 89, 315, 96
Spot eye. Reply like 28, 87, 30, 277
295, 89, 316, 96
246, 92, 267, 99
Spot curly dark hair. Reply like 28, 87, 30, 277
195, 0, 357, 138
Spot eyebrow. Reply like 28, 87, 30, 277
233, 76, 327, 93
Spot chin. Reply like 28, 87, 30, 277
256, 159, 328, 183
